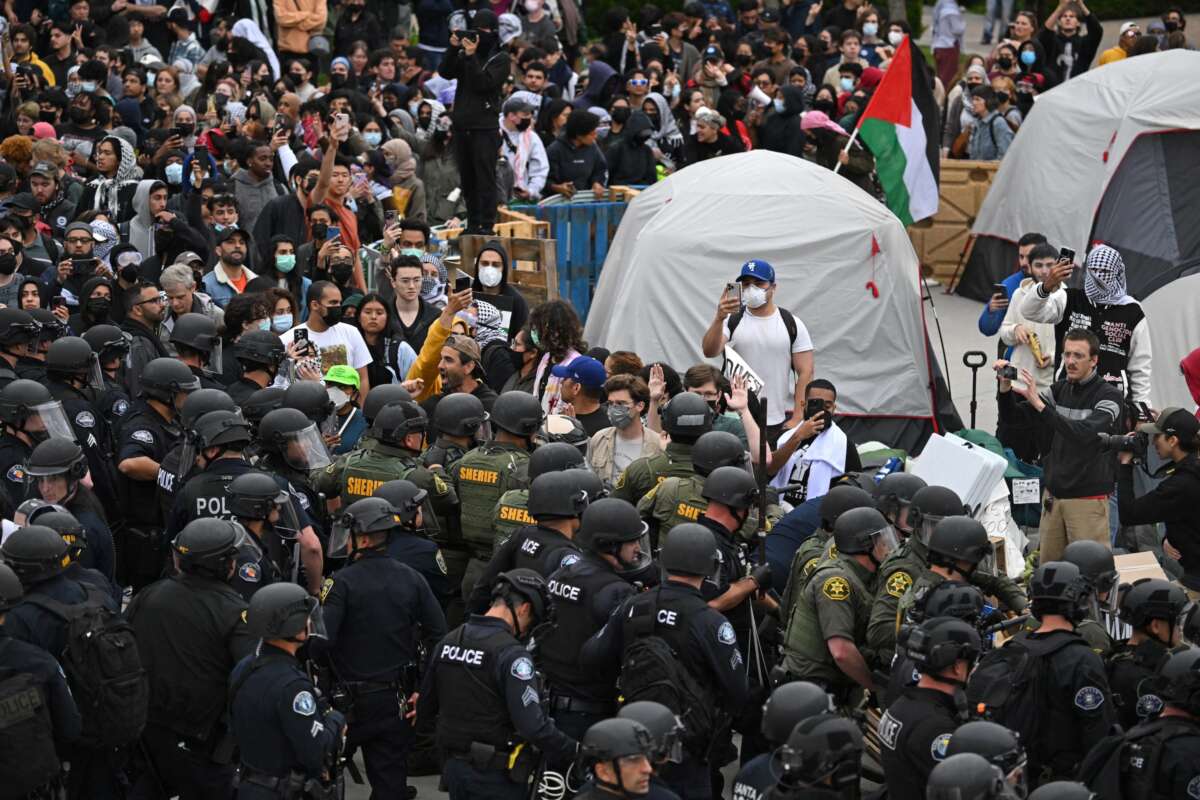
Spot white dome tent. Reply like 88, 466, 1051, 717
584, 150, 946, 450
958, 49, 1200, 409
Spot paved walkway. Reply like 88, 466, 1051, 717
919, 6, 1161, 57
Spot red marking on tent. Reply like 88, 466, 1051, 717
867, 235, 881, 297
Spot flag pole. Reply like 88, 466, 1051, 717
832, 126, 861, 175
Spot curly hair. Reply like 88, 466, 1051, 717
30, 138, 68, 172
221, 293, 271, 344
0, 135, 34, 167
528, 300, 584, 362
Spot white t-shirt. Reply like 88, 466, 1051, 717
279, 322, 373, 375
723, 308, 813, 425
611, 431, 644, 482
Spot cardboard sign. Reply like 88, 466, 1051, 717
1012, 478, 1041, 505
1114, 551, 1169, 587
722, 345, 765, 395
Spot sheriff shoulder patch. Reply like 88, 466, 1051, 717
822, 576, 851, 601
886, 571, 913, 599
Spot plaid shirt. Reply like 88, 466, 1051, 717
167, 34, 205, 67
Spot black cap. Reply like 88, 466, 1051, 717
215, 225, 251, 244
6, 193, 37, 212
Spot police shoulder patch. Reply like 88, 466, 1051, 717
113, 399, 129, 416
828, 543, 839, 558
1136, 692, 1163, 719
886, 570, 913, 599
1074, 686, 1105, 711
717, 621, 737, 645
6, 465, 24, 483
131, 429, 155, 444
511, 657, 535, 681
75, 411, 96, 429
435, 549, 448, 575
822, 576, 851, 601
238, 562, 260, 583
320, 577, 334, 603
432, 474, 448, 495
930, 733, 953, 761
560, 553, 581, 569
292, 690, 316, 716
614, 471, 626, 490
1188, 775, 1200, 800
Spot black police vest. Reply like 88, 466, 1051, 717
541, 559, 628, 700
511, 526, 582, 578
625, 587, 711, 666
433, 622, 523, 752
1118, 717, 1200, 800
1109, 639, 1168, 726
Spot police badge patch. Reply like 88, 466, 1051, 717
6, 465, 24, 482
292, 691, 316, 716
1074, 686, 1105, 711
930, 733, 952, 761
75, 411, 96, 428
822, 576, 851, 601
511, 657, 535, 680
1136, 693, 1163, 719
113, 399, 129, 416
560, 553, 580, 569
886, 571, 913, 599
435, 550, 448, 575
1188, 775, 1200, 800
238, 562, 260, 583
131, 429, 155, 444
717, 622, 737, 645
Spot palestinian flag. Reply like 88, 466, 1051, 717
856, 36, 940, 226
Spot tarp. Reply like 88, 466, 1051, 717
584, 150, 939, 442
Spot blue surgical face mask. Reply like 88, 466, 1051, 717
1020, 50, 1036, 66
276, 254, 296, 273
773, 98, 784, 113
164, 162, 184, 185
862, 22, 878, 37
363, 131, 382, 147
272, 313, 293, 332
840, 77, 855, 92
81, 81, 97, 93
258, 319, 271, 331
399, 247, 424, 258
213, 223, 227, 233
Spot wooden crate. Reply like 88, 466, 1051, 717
907, 159, 1000, 286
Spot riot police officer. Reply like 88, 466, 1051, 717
116, 357, 200, 591
873, 472, 927, 536
372, 478, 452, 604
226, 329, 286, 405
612, 392, 713, 505
0, 307, 41, 389
229, 583, 346, 799
227, 471, 309, 600
23, 309, 65, 382
165, 409, 255, 535
1106, 578, 1187, 730
733, 681, 834, 800
450, 390, 542, 606
169, 312, 224, 390
1063, 540, 1119, 656
782, 508, 897, 702
126, 518, 254, 799
25, 438, 116, 582
361, 383, 413, 428
575, 718, 656, 800
423, 392, 488, 470
886, 580, 985, 708
255, 407, 334, 530
779, 484, 875, 616
80, 323, 133, 438
879, 617, 981, 800
0, 561, 81, 798
0, 379, 73, 509
312, 497, 447, 798
638, 430, 747, 546
616, 702, 686, 800
767, 713, 864, 799
926, 753, 1020, 800
582, 524, 748, 800
491, 441, 586, 550
156, 388, 239, 522
419, 569, 579, 800
282, 380, 335, 435
242, 387, 286, 440
945, 720, 1029, 798
36, 509, 120, 603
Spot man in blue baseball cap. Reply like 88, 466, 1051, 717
550, 355, 610, 436
702, 258, 814, 445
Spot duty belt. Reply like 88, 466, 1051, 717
549, 695, 614, 715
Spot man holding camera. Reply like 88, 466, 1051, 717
996, 328, 1123, 564
1117, 409, 1200, 595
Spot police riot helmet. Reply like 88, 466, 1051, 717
691, 430, 747, 477
25, 437, 88, 483
819, 485, 875, 532
372, 479, 427, 528
533, 413, 588, 453
0, 308, 40, 350
617, 702, 685, 764
179, 388, 237, 428
1156, 646, 1200, 715
491, 568, 553, 638
778, 713, 863, 791
0, 525, 69, 586
80, 323, 130, 363
833, 507, 898, 560
904, 616, 982, 675
45, 337, 103, 386
371, 400, 428, 446
432, 392, 488, 438
874, 472, 927, 529
242, 387, 286, 431
282, 380, 334, 426
919, 580, 986, 625
228, 471, 291, 522
172, 518, 246, 578
578, 498, 651, 572
1028, 561, 1093, 623
233, 329, 286, 370
1063, 540, 1119, 606
927, 516, 990, 573
528, 441, 587, 480
490, 391, 544, 437
659, 392, 713, 442
926, 753, 1011, 800
908, 485, 969, 545
659, 523, 718, 577
362, 383, 413, 426
582, 718, 654, 795
246, 582, 326, 640
35, 511, 87, 564
329, 497, 404, 556
1026, 783, 1095, 800
29, 308, 65, 345
0, 563, 23, 613
169, 312, 219, 354
700, 465, 758, 511
1118, 577, 1188, 632
140, 357, 201, 403
257, 408, 332, 471
945, 721, 1027, 786
192, 409, 252, 451
761, 681, 835, 745
0, 380, 73, 442
528, 470, 591, 521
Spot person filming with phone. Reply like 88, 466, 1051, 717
768, 378, 862, 508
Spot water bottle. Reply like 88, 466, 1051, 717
874, 457, 902, 484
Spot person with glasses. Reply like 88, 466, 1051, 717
624, 67, 652, 104
586, 373, 661, 487
45, 221, 106, 310
119, 281, 171, 399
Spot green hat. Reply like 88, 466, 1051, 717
323, 364, 361, 390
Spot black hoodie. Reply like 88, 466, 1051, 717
759, 86, 807, 159
470, 239, 529, 340
605, 111, 658, 186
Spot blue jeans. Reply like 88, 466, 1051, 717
983, 0, 1014, 40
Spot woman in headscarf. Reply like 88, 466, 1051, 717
413, 98, 446, 144
381, 139, 428, 222
759, 85, 807, 159
640, 92, 684, 168
68, 276, 114, 334
573, 59, 619, 110
232, 18, 281, 80
77, 135, 141, 223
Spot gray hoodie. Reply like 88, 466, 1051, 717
129, 179, 160, 259
232, 168, 283, 224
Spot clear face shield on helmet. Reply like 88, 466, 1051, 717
280, 422, 332, 472
1178, 601, 1199, 646
649, 718, 685, 764
915, 514, 946, 546
302, 594, 328, 640
229, 520, 264, 563
869, 524, 901, 563
81, 351, 106, 393
271, 490, 302, 542
1096, 572, 1120, 614
24, 401, 77, 443
203, 338, 223, 379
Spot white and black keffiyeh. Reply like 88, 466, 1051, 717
1084, 244, 1135, 306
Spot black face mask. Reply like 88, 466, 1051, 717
645, 111, 660, 128
995, 90, 1010, 104
812, 99, 836, 116
331, 263, 354, 284
331, 74, 348, 89
735, 54, 753, 67
508, 347, 527, 371
0, 254, 15, 275
997, 56, 1013, 70
323, 306, 345, 326
1165, 20, 1180, 32
177, 122, 195, 136
120, 264, 140, 284
311, 222, 328, 241
86, 297, 111, 319
515, 118, 532, 132
39, 110, 58, 123
68, 106, 91, 124
418, 114, 432, 128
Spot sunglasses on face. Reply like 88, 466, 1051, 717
628, 78, 649, 87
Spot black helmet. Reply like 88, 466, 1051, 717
528, 441, 587, 480
819, 485, 875, 531
80, 324, 130, 361
0, 525, 69, 586
169, 312, 219, 353
1029, 561, 1093, 622
25, 437, 88, 482
1063, 540, 1118, 599
490, 391, 543, 437
233, 329, 286, 369
778, 713, 863, 791
660, 392, 713, 441
833, 507, 897, 558
919, 580, 985, 625
0, 379, 55, 425
1157, 646, 1200, 715
179, 388, 237, 428
926, 753, 1010, 800
582, 719, 654, 788
172, 518, 243, 577
491, 568, 553, 637
329, 497, 404, 556
701, 465, 758, 510
578, 498, 651, 568
246, 582, 325, 640
660, 523, 718, 577
874, 472, 927, 527
29, 309, 65, 344
1118, 577, 1188, 630
35, 511, 87, 563
904, 616, 982, 674
0, 563, 23, 613
946, 721, 1026, 780
617, 702, 684, 764
928, 516, 990, 572
432, 393, 488, 437
908, 485, 968, 544
228, 471, 290, 521
761, 681, 834, 745
1027, 783, 1095, 800
691, 431, 746, 476
243, 387, 287, 429
45, 336, 97, 376
0, 307, 40, 347
141, 357, 201, 403
372, 400, 427, 445
192, 409, 252, 450
257, 408, 331, 470
528, 470, 591, 520
533, 414, 588, 452
373, 479, 427, 528
362, 383, 413, 425
282, 380, 334, 426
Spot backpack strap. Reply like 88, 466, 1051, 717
727, 307, 798, 347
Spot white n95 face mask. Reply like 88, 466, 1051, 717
479, 266, 503, 288
743, 285, 768, 309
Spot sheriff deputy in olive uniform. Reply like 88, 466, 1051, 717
1063, 540, 1118, 656
116, 357, 200, 591
373, 479, 453, 604
418, 569, 579, 800
311, 497, 447, 798
491, 441, 586, 550
779, 484, 875, 617
1080, 646, 1200, 800
450, 390, 543, 607
1106, 578, 1187, 730
126, 518, 254, 798
612, 391, 712, 506
638, 430, 747, 547
733, 681, 835, 800
422, 392, 487, 470
879, 617, 980, 800
156, 388, 239, 524
229, 583, 346, 799
782, 507, 898, 703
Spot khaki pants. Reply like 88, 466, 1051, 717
1038, 496, 1110, 564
